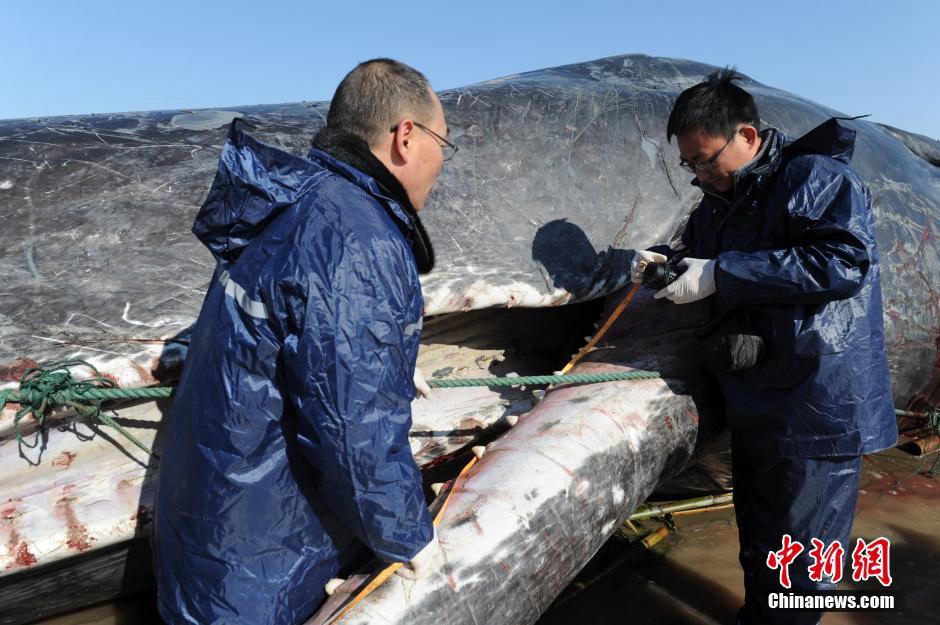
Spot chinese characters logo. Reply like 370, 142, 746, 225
767, 536, 892, 588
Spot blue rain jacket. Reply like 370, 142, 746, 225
670, 120, 897, 458
153, 123, 433, 625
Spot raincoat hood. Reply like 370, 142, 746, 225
192, 121, 435, 273
782, 116, 857, 164
192, 122, 323, 265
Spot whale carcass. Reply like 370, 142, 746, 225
0, 54, 937, 624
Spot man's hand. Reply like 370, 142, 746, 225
413, 366, 432, 399
630, 250, 668, 284
654, 258, 717, 304
395, 530, 443, 580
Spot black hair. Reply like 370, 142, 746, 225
666, 67, 760, 142
327, 58, 434, 147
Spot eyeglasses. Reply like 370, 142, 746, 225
390, 121, 458, 162
679, 133, 735, 173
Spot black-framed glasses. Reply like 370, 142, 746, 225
679, 133, 735, 173
390, 121, 458, 162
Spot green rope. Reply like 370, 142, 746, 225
1, 362, 660, 459
426, 371, 661, 387
4, 360, 937, 461
1, 360, 162, 457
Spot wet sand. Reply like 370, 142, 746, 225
538, 447, 940, 625
34, 448, 940, 625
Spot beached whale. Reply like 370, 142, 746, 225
0, 54, 937, 624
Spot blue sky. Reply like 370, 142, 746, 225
4, 1, 938, 139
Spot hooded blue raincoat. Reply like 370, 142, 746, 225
153, 123, 433, 625
660, 119, 897, 624
668, 119, 897, 458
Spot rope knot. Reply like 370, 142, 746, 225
1, 359, 154, 456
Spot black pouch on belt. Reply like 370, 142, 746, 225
696, 311, 764, 374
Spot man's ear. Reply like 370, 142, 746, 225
740, 124, 760, 146
392, 119, 416, 165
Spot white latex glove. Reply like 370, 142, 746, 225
395, 529, 442, 580
654, 258, 717, 304
630, 250, 668, 284
413, 366, 432, 399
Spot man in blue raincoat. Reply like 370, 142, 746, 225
631, 69, 897, 624
153, 59, 455, 625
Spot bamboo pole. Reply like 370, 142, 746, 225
628, 493, 734, 521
